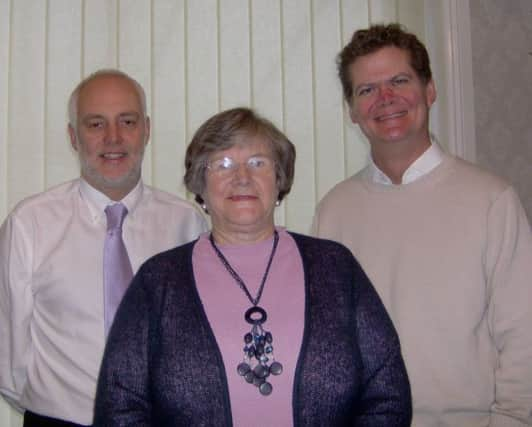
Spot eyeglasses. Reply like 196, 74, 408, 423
205, 155, 275, 177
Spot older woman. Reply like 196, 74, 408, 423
93, 107, 411, 426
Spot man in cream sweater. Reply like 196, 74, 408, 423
312, 23, 532, 426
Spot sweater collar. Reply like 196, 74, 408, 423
367, 138, 444, 185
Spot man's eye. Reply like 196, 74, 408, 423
357, 87, 373, 96
120, 117, 138, 127
392, 77, 409, 85
87, 120, 104, 129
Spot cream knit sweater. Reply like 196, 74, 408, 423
313, 154, 532, 427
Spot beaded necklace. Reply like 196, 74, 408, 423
209, 230, 283, 396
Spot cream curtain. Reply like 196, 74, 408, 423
0, 0, 462, 424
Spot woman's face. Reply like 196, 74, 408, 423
202, 136, 279, 243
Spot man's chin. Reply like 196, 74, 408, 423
82, 169, 141, 196
101, 174, 138, 188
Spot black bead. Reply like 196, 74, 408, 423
270, 361, 283, 375
253, 376, 265, 387
259, 381, 273, 396
253, 364, 268, 378
237, 362, 250, 376
244, 371, 254, 383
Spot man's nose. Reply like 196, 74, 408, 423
104, 123, 121, 144
377, 83, 395, 102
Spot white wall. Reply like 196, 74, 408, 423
0, 0, 446, 424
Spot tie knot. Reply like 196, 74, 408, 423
105, 203, 128, 231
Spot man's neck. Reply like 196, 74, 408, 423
371, 138, 431, 185
81, 176, 140, 202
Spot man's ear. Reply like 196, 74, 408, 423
348, 102, 358, 125
144, 116, 151, 146
426, 79, 437, 107
68, 124, 79, 152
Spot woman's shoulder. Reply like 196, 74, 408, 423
288, 231, 356, 260
138, 239, 198, 278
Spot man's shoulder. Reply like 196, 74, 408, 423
141, 184, 202, 213
445, 155, 512, 195
139, 184, 208, 232
317, 169, 368, 209
9, 179, 80, 218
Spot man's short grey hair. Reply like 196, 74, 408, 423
68, 69, 147, 129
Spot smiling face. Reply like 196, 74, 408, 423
202, 137, 279, 244
68, 74, 150, 200
348, 46, 436, 155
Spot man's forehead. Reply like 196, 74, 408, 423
81, 111, 141, 120
79, 76, 140, 102
350, 47, 416, 83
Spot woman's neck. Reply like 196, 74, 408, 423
210, 225, 276, 246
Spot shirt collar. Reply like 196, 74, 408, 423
367, 138, 444, 185
79, 178, 144, 223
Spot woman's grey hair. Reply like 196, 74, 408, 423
184, 107, 296, 206
67, 69, 147, 129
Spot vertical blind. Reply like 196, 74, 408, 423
0, 0, 430, 424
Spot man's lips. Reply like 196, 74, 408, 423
374, 110, 407, 122
100, 152, 127, 160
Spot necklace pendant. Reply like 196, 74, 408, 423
245, 306, 267, 325
209, 231, 282, 396
237, 306, 283, 396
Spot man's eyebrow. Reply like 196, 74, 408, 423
390, 72, 413, 79
354, 81, 371, 89
82, 114, 105, 121
354, 72, 414, 91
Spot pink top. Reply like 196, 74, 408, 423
193, 227, 305, 427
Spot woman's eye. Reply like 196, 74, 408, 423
248, 158, 265, 168
211, 157, 234, 171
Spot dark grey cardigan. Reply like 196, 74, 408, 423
94, 232, 411, 426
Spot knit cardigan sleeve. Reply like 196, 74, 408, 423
351, 262, 412, 426
290, 233, 412, 426
93, 240, 233, 427
93, 257, 154, 427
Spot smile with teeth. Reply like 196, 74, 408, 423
101, 152, 127, 160
375, 111, 407, 121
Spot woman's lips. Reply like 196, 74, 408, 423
228, 195, 257, 201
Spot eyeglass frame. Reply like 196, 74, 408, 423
204, 155, 276, 178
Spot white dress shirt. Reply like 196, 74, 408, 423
367, 140, 444, 185
0, 178, 207, 424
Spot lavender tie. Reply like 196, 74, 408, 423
103, 203, 133, 335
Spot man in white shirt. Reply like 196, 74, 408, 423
0, 69, 208, 426
313, 24, 532, 426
